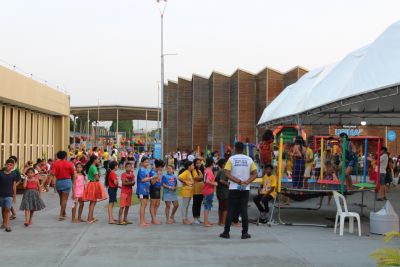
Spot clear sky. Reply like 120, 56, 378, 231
0, 0, 399, 110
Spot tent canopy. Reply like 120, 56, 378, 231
258, 21, 400, 127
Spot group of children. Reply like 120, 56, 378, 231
103, 156, 225, 227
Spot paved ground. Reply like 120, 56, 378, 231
1, 170, 399, 267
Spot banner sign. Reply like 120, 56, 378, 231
335, 128, 362, 136
154, 142, 162, 159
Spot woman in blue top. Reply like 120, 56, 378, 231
137, 157, 151, 226
162, 165, 179, 224
149, 159, 164, 225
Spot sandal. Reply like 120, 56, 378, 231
24, 222, 29, 227
10, 216, 16, 220
124, 221, 133, 224
5, 227, 12, 232
117, 221, 127, 225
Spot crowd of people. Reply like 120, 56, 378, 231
0, 142, 266, 239
1, 130, 399, 236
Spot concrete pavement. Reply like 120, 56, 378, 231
0, 175, 399, 267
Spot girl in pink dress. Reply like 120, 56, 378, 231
71, 163, 87, 223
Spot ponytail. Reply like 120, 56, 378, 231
105, 161, 118, 187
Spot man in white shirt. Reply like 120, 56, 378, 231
176, 149, 182, 169
220, 142, 257, 240
378, 147, 389, 201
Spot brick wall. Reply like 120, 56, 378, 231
192, 75, 209, 153
209, 72, 230, 150
177, 78, 193, 151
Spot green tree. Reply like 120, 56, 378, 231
110, 120, 133, 136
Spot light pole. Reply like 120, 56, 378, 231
157, 0, 167, 159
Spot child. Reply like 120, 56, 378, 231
215, 158, 228, 226
203, 158, 218, 227
162, 165, 179, 224
149, 159, 164, 225
0, 159, 20, 232
252, 164, 277, 224
178, 161, 194, 225
319, 161, 338, 206
105, 161, 119, 224
71, 163, 87, 223
84, 155, 107, 224
119, 162, 135, 225
137, 157, 151, 226
19, 168, 46, 227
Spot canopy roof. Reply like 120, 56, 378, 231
70, 105, 160, 121
258, 21, 400, 127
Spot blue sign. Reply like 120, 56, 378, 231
387, 130, 397, 142
335, 128, 362, 136
154, 142, 162, 159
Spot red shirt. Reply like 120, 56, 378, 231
202, 168, 215, 196
121, 172, 135, 194
51, 160, 74, 179
108, 171, 118, 188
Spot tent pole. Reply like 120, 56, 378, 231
340, 138, 347, 194
320, 137, 324, 180
363, 138, 368, 183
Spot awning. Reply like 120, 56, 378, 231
258, 20, 400, 127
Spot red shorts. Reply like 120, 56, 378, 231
119, 192, 132, 207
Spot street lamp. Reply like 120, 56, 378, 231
157, 0, 167, 159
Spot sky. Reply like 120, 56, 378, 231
1, 0, 399, 111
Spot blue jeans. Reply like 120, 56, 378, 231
203, 194, 214, 211
56, 179, 72, 193
0, 197, 13, 209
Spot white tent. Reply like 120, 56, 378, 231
258, 20, 400, 127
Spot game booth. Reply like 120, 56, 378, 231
255, 21, 400, 228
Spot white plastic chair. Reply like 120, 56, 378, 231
333, 191, 361, 236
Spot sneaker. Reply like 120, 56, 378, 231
193, 220, 201, 225
197, 218, 203, 224
219, 232, 230, 239
241, 233, 251, 239
259, 218, 268, 224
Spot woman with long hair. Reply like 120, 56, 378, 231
290, 136, 307, 188
191, 158, 204, 224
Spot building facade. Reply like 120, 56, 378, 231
163, 65, 307, 153
0, 65, 70, 167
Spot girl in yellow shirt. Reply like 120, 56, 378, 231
192, 159, 204, 224
178, 161, 194, 225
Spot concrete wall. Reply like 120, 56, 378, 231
0, 66, 70, 166
0, 66, 69, 116
177, 78, 193, 151
192, 75, 209, 153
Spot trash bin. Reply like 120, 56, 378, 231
370, 201, 399, 235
